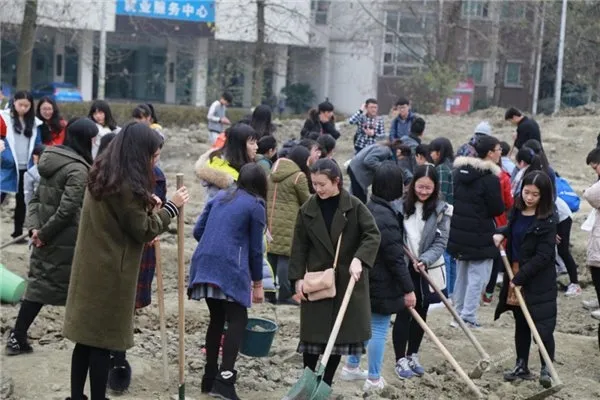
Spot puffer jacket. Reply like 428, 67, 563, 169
24, 146, 91, 305
267, 158, 310, 256
584, 180, 600, 268
195, 149, 238, 204
448, 157, 505, 260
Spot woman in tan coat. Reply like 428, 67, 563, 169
62, 122, 190, 400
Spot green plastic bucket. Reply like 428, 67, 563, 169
240, 317, 278, 357
0, 264, 26, 303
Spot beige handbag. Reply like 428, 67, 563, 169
302, 233, 343, 301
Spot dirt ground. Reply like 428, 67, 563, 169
2, 111, 600, 400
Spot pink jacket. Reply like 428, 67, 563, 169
584, 180, 600, 268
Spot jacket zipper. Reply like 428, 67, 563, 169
238, 246, 242, 266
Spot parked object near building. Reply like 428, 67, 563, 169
31, 82, 83, 103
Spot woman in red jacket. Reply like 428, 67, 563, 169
36, 97, 66, 146
483, 159, 514, 304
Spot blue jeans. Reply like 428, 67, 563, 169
444, 251, 456, 297
346, 313, 391, 380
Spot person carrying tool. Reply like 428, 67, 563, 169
493, 170, 557, 389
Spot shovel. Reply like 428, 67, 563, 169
499, 247, 563, 400
409, 307, 484, 399
282, 278, 356, 400
403, 246, 491, 378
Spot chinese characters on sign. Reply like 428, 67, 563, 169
117, 0, 215, 22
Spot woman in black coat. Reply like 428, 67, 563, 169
493, 170, 557, 389
300, 101, 341, 139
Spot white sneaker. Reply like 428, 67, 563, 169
340, 366, 368, 381
583, 299, 599, 310
592, 309, 600, 321
565, 283, 582, 297
363, 377, 386, 392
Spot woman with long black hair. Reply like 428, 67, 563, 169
62, 122, 190, 400
36, 96, 67, 146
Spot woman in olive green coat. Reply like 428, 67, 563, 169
62, 122, 190, 400
289, 158, 381, 388
6, 118, 98, 357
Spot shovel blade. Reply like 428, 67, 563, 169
309, 381, 332, 400
525, 384, 563, 400
282, 368, 318, 400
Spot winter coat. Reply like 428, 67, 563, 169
39, 119, 66, 146
267, 158, 310, 257
195, 149, 238, 204
584, 180, 600, 268
63, 186, 176, 351
23, 146, 91, 305
24, 165, 41, 206
513, 116, 541, 150
436, 159, 454, 204
448, 157, 505, 260
0, 109, 43, 193
389, 112, 415, 141
495, 169, 514, 229
495, 210, 557, 324
367, 195, 414, 315
256, 154, 273, 173
188, 189, 265, 308
289, 189, 380, 344
394, 199, 452, 304
348, 144, 394, 191
300, 116, 340, 139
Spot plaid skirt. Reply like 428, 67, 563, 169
297, 341, 366, 356
135, 243, 156, 309
189, 283, 236, 303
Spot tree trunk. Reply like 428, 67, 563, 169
487, 1, 501, 103
439, 1, 461, 67
16, 0, 38, 91
252, 0, 266, 106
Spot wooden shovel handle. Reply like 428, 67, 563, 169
154, 240, 169, 383
403, 246, 490, 361
320, 278, 356, 368
499, 247, 563, 386
409, 308, 483, 399
176, 173, 185, 385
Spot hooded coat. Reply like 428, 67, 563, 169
447, 157, 505, 260
195, 149, 238, 203
24, 146, 91, 305
267, 158, 310, 257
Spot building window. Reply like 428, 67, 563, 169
381, 10, 428, 76
501, 1, 526, 19
461, 1, 489, 18
467, 61, 484, 84
311, 0, 330, 25
505, 62, 522, 86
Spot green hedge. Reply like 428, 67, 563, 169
58, 102, 348, 128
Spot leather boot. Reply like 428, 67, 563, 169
503, 359, 534, 381
201, 363, 219, 393
209, 369, 241, 400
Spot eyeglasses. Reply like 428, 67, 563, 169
415, 185, 435, 192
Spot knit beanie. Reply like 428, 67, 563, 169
473, 121, 492, 136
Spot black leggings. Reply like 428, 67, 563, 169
13, 299, 43, 340
4, 169, 27, 236
347, 167, 367, 204
205, 298, 248, 372
557, 218, 578, 284
485, 252, 502, 295
393, 281, 429, 360
513, 308, 555, 367
303, 353, 342, 386
71, 343, 111, 400
591, 267, 600, 302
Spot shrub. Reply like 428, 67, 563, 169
282, 83, 316, 114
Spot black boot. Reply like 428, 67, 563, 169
107, 353, 131, 393
64, 396, 88, 400
539, 365, 552, 388
201, 364, 219, 393
210, 370, 241, 400
503, 359, 534, 381
5, 330, 33, 356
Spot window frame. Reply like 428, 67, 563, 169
311, 0, 330, 26
504, 61, 523, 88
466, 60, 485, 85
461, 0, 489, 19
380, 9, 429, 76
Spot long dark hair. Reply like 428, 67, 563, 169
36, 96, 63, 142
63, 118, 98, 165
88, 122, 162, 208
514, 170, 555, 219
88, 100, 118, 130
429, 137, 454, 165
10, 91, 35, 138
288, 145, 310, 177
209, 123, 258, 172
251, 105, 274, 138
237, 163, 268, 201
403, 164, 440, 221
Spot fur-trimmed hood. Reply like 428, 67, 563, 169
194, 149, 236, 189
453, 156, 501, 185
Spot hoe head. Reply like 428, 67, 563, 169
525, 384, 563, 400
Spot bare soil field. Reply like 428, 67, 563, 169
1, 111, 599, 399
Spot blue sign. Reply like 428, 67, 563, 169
116, 0, 215, 23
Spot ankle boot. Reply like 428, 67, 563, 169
539, 365, 552, 388
201, 364, 219, 393
210, 369, 241, 400
5, 330, 33, 356
64, 396, 88, 400
107, 358, 131, 393
503, 359, 534, 381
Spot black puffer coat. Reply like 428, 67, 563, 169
495, 210, 557, 323
447, 157, 505, 260
366, 195, 414, 315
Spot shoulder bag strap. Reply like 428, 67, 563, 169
268, 183, 278, 233
332, 232, 343, 270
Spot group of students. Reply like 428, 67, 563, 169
1, 92, 190, 400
